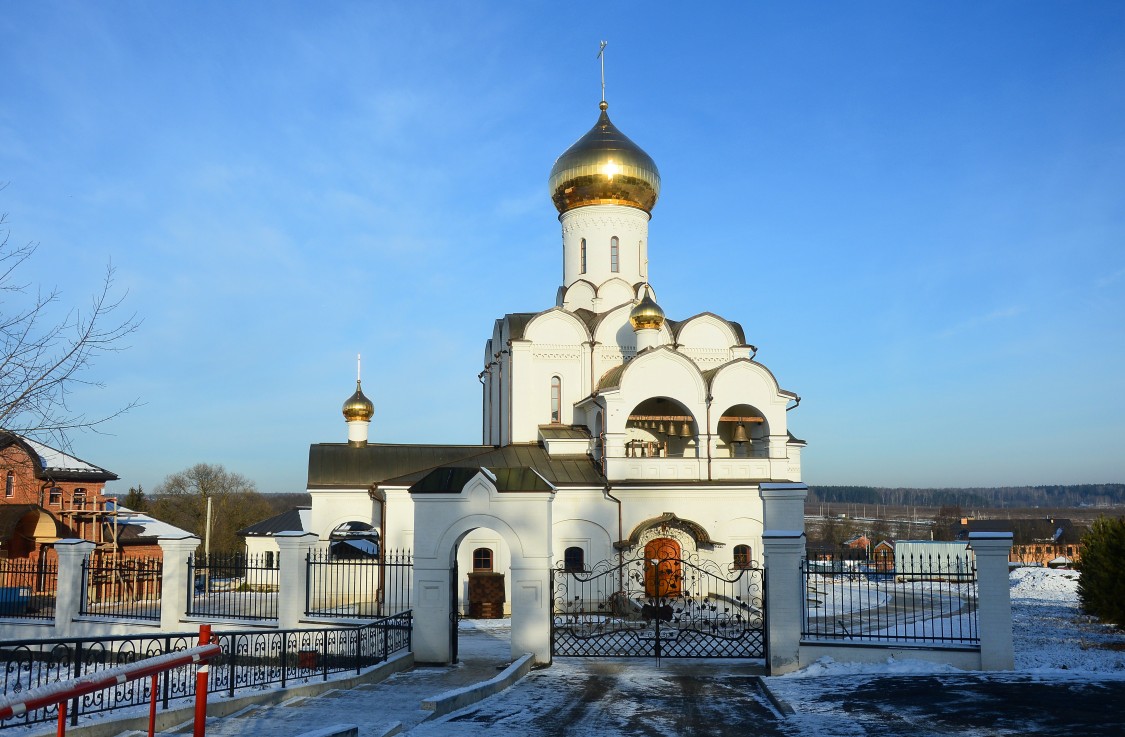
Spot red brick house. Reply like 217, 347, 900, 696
0, 431, 167, 564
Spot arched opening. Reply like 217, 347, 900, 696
328, 520, 380, 558
579, 238, 587, 274
610, 236, 620, 273
715, 403, 770, 458
623, 396, 699, 458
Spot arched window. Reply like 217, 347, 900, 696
473, 547, 494, 571
550, 376, 561, 423
610, 236, 619, 273
579, 238, 587, 274
48, 487, 62, 506
733, 544, 752, 569
73, 488, 87, 510
4, 471, 12, 498
564, 546, 585, 572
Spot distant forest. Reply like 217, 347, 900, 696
807, 484, 1125, 509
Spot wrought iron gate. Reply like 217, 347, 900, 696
551, 550, 765, 659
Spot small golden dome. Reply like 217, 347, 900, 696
549, 101, 660, 215
629, 285, 665, 331
342, 380, 374, 422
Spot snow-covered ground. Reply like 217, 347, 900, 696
778, 566, 1124, 679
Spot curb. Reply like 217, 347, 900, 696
420, 653, 534, 720
754, 676, 795, 717
294, 725, 358, 737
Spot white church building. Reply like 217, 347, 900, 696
304, 96, 809, 663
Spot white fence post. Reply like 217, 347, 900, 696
969, 532, 1014, 670
275, 532, 319, 629
53, 539, 96, 637
759, 483, 808, 675
159, 536, 201, 631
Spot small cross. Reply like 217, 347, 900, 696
597, 41, 608, 103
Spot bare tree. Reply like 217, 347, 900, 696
151, 463, 274, 554
0, 204, 139, 447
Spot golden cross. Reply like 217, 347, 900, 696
597, 41, 608, 103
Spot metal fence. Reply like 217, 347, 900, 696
0, 611, 412, 730
306, 548, 412, 618
802, 551, 979, 646
186, 553, 278, 621
0, 557, 57, 621
80, 555, 162, 621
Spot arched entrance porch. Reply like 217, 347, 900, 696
410, 471, 553, 664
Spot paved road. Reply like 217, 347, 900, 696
411, 660, 787, 737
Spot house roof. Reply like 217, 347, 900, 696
111, 506, 193, 543
0, 431, 118, 482
237, 507, 311, 537
952, 518, 1083, 545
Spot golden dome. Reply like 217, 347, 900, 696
629, 285, 665, 331
342, 380, 374, 422
549, 101, 660, 215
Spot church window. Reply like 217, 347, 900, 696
550, 376, 561, 423
48, 487, 62, 506
564, 546, 585, 572
610, 237, 619, 272
73, 488, 87, 509
4, 471, 12, 497
473, 547, 493, 571
579, 239, 587, 274
639, 239, 647, 278
733, 545, 752, 569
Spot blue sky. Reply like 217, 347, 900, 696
2, 2, 1123, 494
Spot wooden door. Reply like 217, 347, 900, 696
643, 538, 682, 599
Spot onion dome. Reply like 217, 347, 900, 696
549, 101, 661, 215
629, 285, 665, 331
342, 380, 374, 422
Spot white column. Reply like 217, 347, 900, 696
760, 532, 805, 674
346, 419, 370, 445
275, 532, 319, 629
158, 536, 200, 631
53, 539, 96, 637
411, 558, 452, 664
635, 328, 659, 352
970, 532, 1015, 670
509, 560, 551, 663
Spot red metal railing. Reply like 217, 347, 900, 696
0, 626, 220, 737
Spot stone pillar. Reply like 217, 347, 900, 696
53, 539, 96, 637
760, 483, 808, 533
275, 532, 319, 629
159, 536, 201, 631
411, 558, 452, 664
760, 483, 808, 675
760, 531, 805, 675
970, 532, 1015, 670
509, 560, 551, 663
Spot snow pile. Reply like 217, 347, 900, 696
1010, 566, 1125, 674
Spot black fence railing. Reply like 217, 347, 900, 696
306, 549, 412, 618
802, 551, 979, 646
80, 555, 162, 621
186, 553, 278, 621
0, 557, 57, 621
0, 612, 412, 730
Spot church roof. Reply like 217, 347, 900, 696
308, 442, 604, 490
409, 466, 554, 494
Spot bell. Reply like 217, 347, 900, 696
732, 421, 750, 445
679, 421, 693, 438
656, 421, 666, 435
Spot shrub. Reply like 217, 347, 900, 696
1077, 515, 1125, 628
